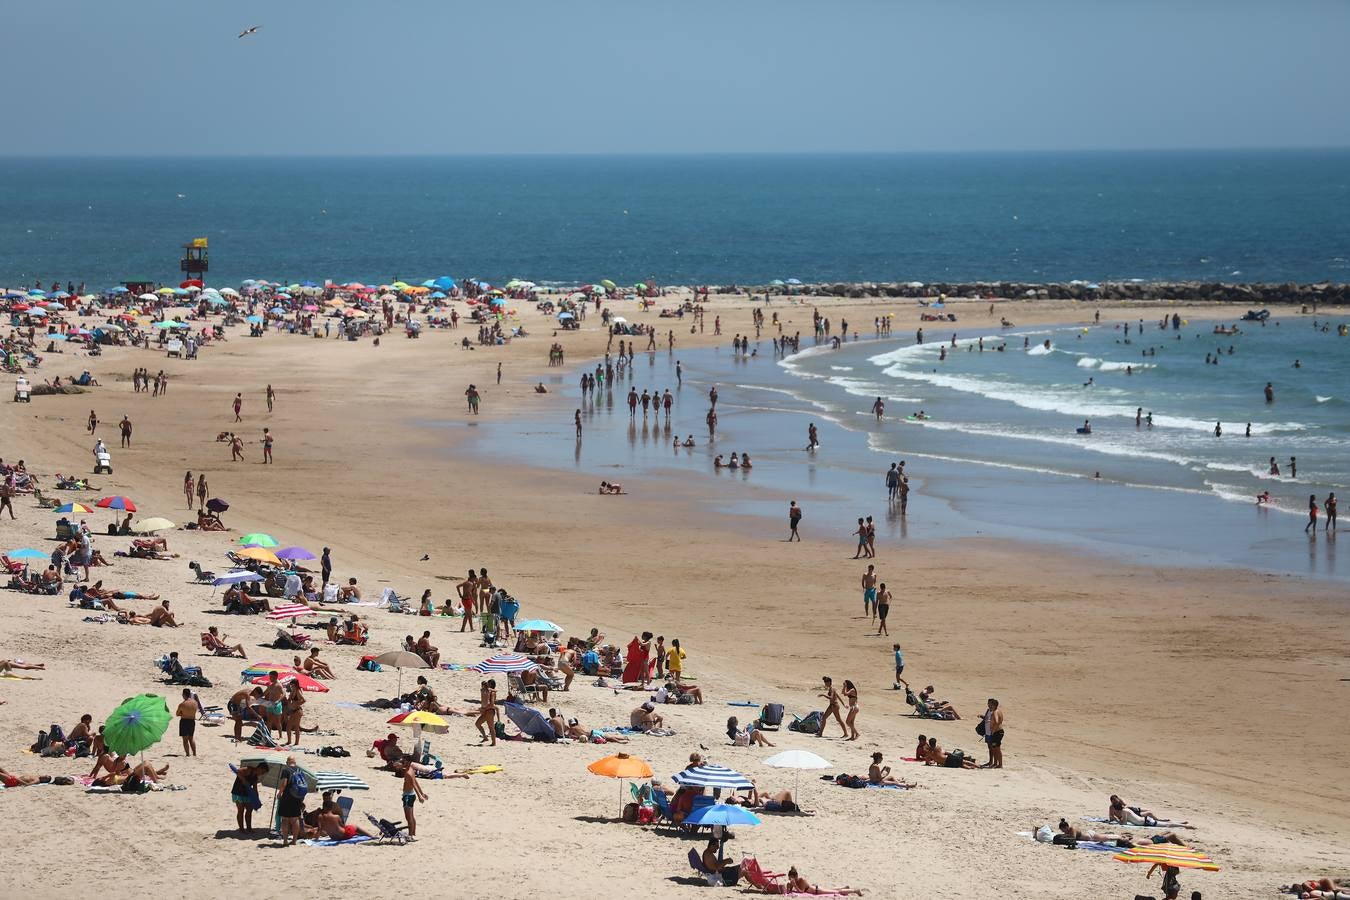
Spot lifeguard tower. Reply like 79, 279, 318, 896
180, 237, 209, 280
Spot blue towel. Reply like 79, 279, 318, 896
300, 835, 373, 847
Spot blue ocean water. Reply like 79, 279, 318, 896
1, 151, 1348, 287
454, 315, 1348, 580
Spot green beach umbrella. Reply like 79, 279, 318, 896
104, 694, 171, 756
600, 279, 616, 291
239, 533, 278, 547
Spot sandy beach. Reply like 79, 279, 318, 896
2, 292, 1347, 899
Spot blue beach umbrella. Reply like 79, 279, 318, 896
108, 286, 129, 294
245, 315, 263, 324
433, 276, 456, 290
45, 333, 68, 341
503, 702, 558, 742
212, 571, 265, 587
429, 291, 446, 299
514, 619, 563, 633
269, 306, 286, 315
7, 548, 48, 560
684, 802, 761, 828
206, 296, 228, 306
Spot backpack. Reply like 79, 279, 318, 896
789, 711, 823, 735
758, 703, 785, 728
834, 773, 866, 789
286, 769, 309, 800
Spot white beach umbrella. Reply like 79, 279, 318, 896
763, 748, 831, 802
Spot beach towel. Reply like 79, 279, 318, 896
439, 663, 466, 671
300, 835, 373, 847
727, 701, 760, 707
1081, 816, 1156, 829
454, 765, 503, 775
863, 783, 910, 790
0, 674, 41, 680
1018, 832, 1121, 852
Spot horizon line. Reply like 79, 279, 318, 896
2, 145, 1350, 161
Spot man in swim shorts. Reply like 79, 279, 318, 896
861, 565, 877, 618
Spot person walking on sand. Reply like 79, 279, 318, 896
817, 676, 846, 738
0, 478, 14, 520
465, 385, 480, 414
876, 583, 891, 636
176, 688, 199, 757
788, 501, 802, 541
475, 679, 498, 746
230, 433, 244, 461
843, 679, 860, 741
852, 518, 868, 559
183, 471, 194, 509
457, 569, 477, 632
320, 548, 332, 588
87, 409, 98, 434
1306, 494, 1319, 534
262, 428, 273, 464
981, 698, 1005, 768
397, 758, 427, 838
861, 564, 877, 619
118, 415, 132, 448
266, 384, 275, 412
232, 393, 242, 422
865, 515, 876, 558
496, 362, 502, 385
196, 473, 208, 510
893, 643, 908, 689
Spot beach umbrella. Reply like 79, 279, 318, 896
684, 802, 761, 865
45, 333, 68, 341
588, 752, 654, 817
786, 278, 803, 285
514, 619, 563, 633
671, 764, 753, 791
371, 649, 429, 698
245, 315, 263, 324
6, 548, 48, 560
219, 288, 240, 297
103, 694, 171, 756
238, 547, 282, 565
212, 570, 264, 587
469, 652, 538, 675
275, 546, 316, 561
503, 701, 557, 742
180, 280, 203, 289
95, 495, 137, 512
241, 661, 298, 680
206, 498, 229, 513
314, 771, 369, 792
239, 533, 278, 547
131, 517, 175, 533
265, 602, 317, 622
388, 709, 450, 757
54, 502, 96, 514
137, 293, 158, 302
600, 279, 616, 291
250, 670, 329, 693
25, 307, 48, 317
10, 303, 31, 311
1112, 845, 1219, 872
156, 287, 176, 295
763, 748, 831, 798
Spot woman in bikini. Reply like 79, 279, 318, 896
183, 471, 194, 509
283, 679, 306, 746
196, 473, 209, 510
474, 679, 498, 746
843, 679, 860, 741
817, 676, 847, 738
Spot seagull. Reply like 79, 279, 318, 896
420, 554, 430, 561
238, 25, 260, 38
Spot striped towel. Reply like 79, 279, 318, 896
266, 603, 316, 620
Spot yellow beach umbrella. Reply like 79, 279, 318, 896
237, 546, 282, 565
1112, 845, 1219, 871
387, 710, 450, 734
156, 286, 176, 295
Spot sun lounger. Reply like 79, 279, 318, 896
740, 857, 852, 896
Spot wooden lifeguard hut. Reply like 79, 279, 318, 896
180, 237, 209, 280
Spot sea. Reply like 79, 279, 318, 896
1, 150, 1349, 287
461, 315, 1349, 581
5, 150, 1348, 577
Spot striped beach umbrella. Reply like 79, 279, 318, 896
670, 764, 754, 790
95, 495, 137, 512
54, 502, 96, 514
1112, 844, 1219, 871
314, 772, 369, 792
469, 652, 538, 675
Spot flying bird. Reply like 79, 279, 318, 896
238, 25, 260, 38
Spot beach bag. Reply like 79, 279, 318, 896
759, 703, 785, 728
357, 655, 380, 672
834, 774, 866, 789
975, 719, 986, 737
790, 711, 823, 735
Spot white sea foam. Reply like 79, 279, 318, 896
1026, 344, 1053, 356
829, 366, 854, 371
1316, 395, 1333, 403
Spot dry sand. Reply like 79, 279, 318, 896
1, 293, 1346, 898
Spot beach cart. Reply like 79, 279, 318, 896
94, 450, 113, 475
14, 376, 30, 402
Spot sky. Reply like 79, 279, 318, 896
7, 0, 1350, 155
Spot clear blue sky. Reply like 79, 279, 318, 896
9, 0, 1350, 155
